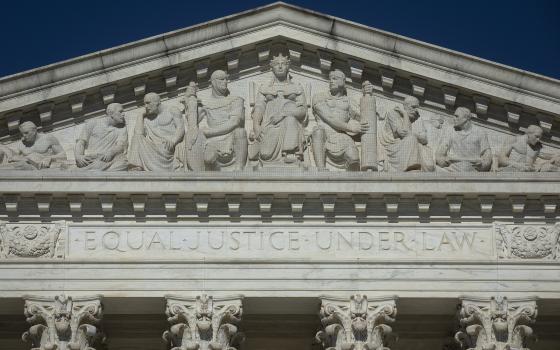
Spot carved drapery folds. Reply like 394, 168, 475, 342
163, 294, 244, 350
316, 295, 397, 350
22, 294, 105, 350
0, 222, 64, 259
496, 223, 560, 260
455, 296, 538, 350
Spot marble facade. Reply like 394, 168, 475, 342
0, 2, 559, 350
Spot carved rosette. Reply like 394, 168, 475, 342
22, 294, 105, 350
315, 295, 397, 350
163, 294, 244, 350
455, 296, 537, 350
496, 223, 560, 259
0, 222, 65, 259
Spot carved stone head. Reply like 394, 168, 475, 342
526, 125, 543, 146
144, 92, 161, 115
403, 96, 420, 121
19, 121, 38, 144
107, 103, 125, 125
453, 107, 472, 130
328, 70, 346, 95
210, 70, 229, 96
270, 53, 290, 80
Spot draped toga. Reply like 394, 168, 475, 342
129, 107, 182, 171
77, 118, 128, 171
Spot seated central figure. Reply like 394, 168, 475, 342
249, 53, 307, 166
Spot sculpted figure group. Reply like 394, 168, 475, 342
1, 53, 559, 174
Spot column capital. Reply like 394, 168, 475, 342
22, 294, 105, 350
455, 296, 538, 350
163, 294, 244, 350
316, 294, 398, 350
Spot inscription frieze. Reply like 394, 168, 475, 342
67, 224, 492, 260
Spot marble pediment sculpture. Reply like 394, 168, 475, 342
0, 3, 557, 175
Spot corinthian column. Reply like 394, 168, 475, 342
22, 294, 105, 350
315, 295, 398, 350
163, 294, 244, 350
455, 296, 538, 350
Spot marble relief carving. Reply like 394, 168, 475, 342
0, 121, 67, 170
496, 223, 560, 260
75, 103, 128, 171
184, 70, 248, 171
1, 52, 559, 173
436, 107, 492, 172
311, 70, 371, 171
249, 53, 308, 168
380, 96, 434, 172
497, 125, 560, 172
163, 294, 244, 350
128, 92, 185, 171
315, 295, 397, 350
0, 222, 64, 259
455, 296, 537, 350
22, 294, 105, 350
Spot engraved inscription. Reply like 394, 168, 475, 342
68, 225, 493, 260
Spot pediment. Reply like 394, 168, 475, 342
0, 1, 559, 178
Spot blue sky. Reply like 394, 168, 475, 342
0, 0, 558, 79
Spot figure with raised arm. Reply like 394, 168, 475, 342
381, 96, 434, 172
128, 93, 185, 171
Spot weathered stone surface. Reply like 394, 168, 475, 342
0, 121, 67, 170
455, 296, 537, 350
184, 71, 247, 171
249, 53, 307, 168
496, 223, 560, 259
316, 295, 397, 350
74, 103, 128, 171
0, 222, 64, 259
22, 294, 105, 350
128, 93, 185, 171
163, 294, 244, 350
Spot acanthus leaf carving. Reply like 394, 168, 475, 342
495, 223, 560, 260
0, 222, 65, 259
454, 296, 537, 350
316, 295, 397, 350
163, 294, 244, 350
22, 294, 105, 350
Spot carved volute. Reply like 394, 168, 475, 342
163, 294, 244, 350
316, 295, 398, 350
455, 296, 538, 350
22, 294, 105, 350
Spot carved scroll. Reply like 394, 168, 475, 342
316, 295, 397, 350
163, 294, 244, 350
360, 81, 378, 171
22, 294, 105, 350
455, 296, 537, 350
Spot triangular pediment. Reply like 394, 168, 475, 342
0, 1, 559, 172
